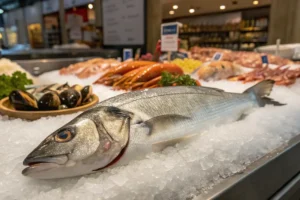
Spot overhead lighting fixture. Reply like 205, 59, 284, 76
0, 9, 3, 14
88, 3, 93, 9
253, 0, 259, 5
169, 10, 175, 15
220, 5, 226, 10
189, 8, 195, 13
173, 5, 178, 9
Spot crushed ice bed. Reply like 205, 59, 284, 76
1, 70, 300, 200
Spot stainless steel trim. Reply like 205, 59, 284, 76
271, 173, 300, 200
196, 135, 300, 200
15, 57, 98, 76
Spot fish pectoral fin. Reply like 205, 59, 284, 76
152, 134, 199, 152
143, 114, 191, 135
237, 113, 248, 121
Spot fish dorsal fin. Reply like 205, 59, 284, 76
142, 114, 191, 136
197, 86, 224, 93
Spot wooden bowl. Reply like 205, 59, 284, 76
0, 94, 99, 121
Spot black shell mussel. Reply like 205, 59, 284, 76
8, 83, 94, 111
59, 88, 82, 108
56, 83, 70, 91
81, 85, 93, 103
9, 90, 39, 111
37, 91, 61, 110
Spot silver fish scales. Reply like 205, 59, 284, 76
22, 80, 281, 179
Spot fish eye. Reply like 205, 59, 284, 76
55, 129, 73, 143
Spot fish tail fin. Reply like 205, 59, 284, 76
243, 80, 285, 106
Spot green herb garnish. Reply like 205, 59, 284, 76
0, 71, 33, 99
158, 71, 198, 87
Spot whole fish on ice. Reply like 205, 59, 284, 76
22, 80, 283, 179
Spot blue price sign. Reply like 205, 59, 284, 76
212, 52, 223, 61
261, 55, 269, 64
162, 24, 178, 35
123, 48, 133, 61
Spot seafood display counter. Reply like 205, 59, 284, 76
1, 48, 120, 60
1, 57, 300, 199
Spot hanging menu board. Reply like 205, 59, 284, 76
102, 0, 144, 45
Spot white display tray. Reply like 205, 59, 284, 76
255, 43, 300, 60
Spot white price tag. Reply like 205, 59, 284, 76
293, 47, 300, 59
212, 52, 223, 61
161, 22, 181, 52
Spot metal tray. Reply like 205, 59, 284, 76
255, 44, 300, 60
15, 57, 101, 76
196, 134, 300, 200
1, 48, 120, 60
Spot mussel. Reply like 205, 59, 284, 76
9, 90, 38, 111
9, 83, 94, 111
81, 85, 93, 103
28, 83, 70, 95
56, 83, 70, 91
37, 91, 61, 110
59, 88, 82, 108
58, 104, 68, 110
72, 84, 83, 92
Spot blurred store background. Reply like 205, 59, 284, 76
0, 0, 297, 60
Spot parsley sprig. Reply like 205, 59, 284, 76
158, 71, 198, 87
0, 71, 33, 99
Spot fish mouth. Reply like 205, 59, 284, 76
22, 155, 68, 176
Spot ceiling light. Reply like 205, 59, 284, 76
173, 5, 178, 9
189, 8, 195, 13
88, 3, 93, 9
220, 5, 226, 10
253, 0, 259, 5
169, 10, 175, 15
0, 9, 3, 14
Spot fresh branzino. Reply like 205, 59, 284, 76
22, 80, 282, 179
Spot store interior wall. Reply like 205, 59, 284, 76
25, 2, 43, 25
147, 0, 162, 55
25, 2, 43, 47
3, 0, 299, 49
3, 8, 28, 45
268, 0, 300, 44
94, 0, 102, 27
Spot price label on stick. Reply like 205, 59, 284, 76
123, 48, 133, 61
261, 55, 269, 64
212, 52, 223, 61
293, 47, 300, 59
161, 22, 181, 52
135, 48, 141, 60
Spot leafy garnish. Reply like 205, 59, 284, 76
158, 71, 198, 87
0, 71, 33, 99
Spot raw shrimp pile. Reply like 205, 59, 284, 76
94, 61, 187, 90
